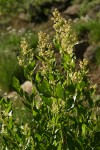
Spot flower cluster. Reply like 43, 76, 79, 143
52, 9, 77, 56
18, 38, 34, 68
38, 31, 55, 75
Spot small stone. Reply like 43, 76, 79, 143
21, 81, 33, 95
64, 4, 80, 17
84, 45, 96, 62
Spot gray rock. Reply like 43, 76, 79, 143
6, 81, 33, 100
18, 13, 30, 21
7, 91, 18, 99
21, 81, 33, 95
63, 4, 80, 17
84, 45, 96, 61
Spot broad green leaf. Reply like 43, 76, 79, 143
35, 133, 41, 142
57, 141, 62, 150
78, 105, 87, 116
48, 74, 54, 81
76, 81, 85, 91
82, 123, 86, 136
62, 54, 71, 69
63, 53, 70, 62
53, 140, 58, 146
37, 78, 51, 97
79, 114, 83, 123
32, 109, 38, 117
41, 95, 52, 106
36, 72, 42, 83
55, 83, 64, 99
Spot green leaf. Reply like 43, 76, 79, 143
36, 55, 45, 61
76, 81, 85, 91
13, 76, 21, 93
36, 72, 42, 83
37, 78, 51, 97
32, 106, 41, 120
48, 74, 54, 81
55, 83, 64, 99
22, 100, 32, 112
53, 38, 60, 52
62, 54, 71, 69
57, 141, 62, 150
27, 60, 36, 71
63, 53, 70, 62
78, 104, 87, 116
23, 90, 36, 104
32, 110, 38, 117
74, 137, 84, 150
41, 95, 52, 106
82, 123, 86, 136
35, 133, 41, 142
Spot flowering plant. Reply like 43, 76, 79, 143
0, 9, 99, 150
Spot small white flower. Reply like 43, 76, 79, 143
8, 110, 12, 117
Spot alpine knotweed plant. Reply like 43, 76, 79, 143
0, 9, 99, 150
